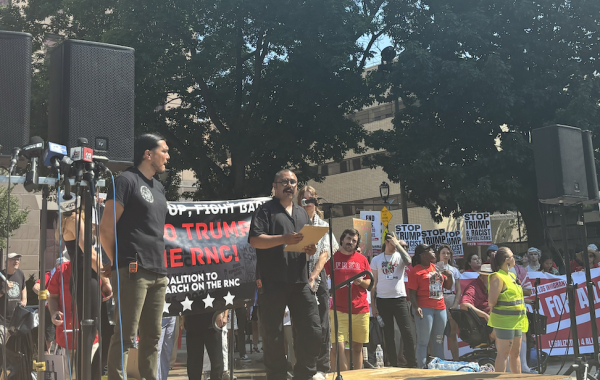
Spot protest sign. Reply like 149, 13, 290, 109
457, 269, 600, 356
353, 218, 373, 258
464, 213, 492, 246
445, 230, 463, 258
360, 211, 383, 254
163, 197, 270, 316
394, 224, 422, 255
421, 228, 446, 250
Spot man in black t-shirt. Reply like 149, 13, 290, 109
249, 169, 321, 380
101, 133, 170, 380
0, 252, 26, 323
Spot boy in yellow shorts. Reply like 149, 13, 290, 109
325, 228, 371, 371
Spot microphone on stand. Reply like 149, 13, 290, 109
301, 197, 324, 207
8, 147, 21, 175
43, 142, 68, 172
21, 136, 45, 192
70, 137, 93, 184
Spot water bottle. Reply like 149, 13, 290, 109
376, 315, 385, 328
375, 344, 384, 368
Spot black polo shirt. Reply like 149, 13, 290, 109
249, 197, 310, 285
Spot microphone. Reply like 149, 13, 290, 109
8, 147, 20, 175
21, 136, 45, 192
43, 142, 68, 170
301, 197, 323, 207
70, 138, 93, 184
0, 272, 7, 283
59, 156, 74, 204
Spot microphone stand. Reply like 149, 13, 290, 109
321, 201, 392, 379
532, 278, 542, 373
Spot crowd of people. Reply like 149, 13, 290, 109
5, 140, 600, 380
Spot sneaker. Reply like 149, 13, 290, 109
240, 354, 251, 362
313, 371, 327, 380
287, 371, 294, 379
253, 346, 262, 353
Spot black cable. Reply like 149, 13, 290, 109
2, 168, 13, 378
94, 194, 103, 380
72, 185, 83, 377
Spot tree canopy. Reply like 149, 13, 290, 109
367, 0, 600, 246
1, 0, 390, 199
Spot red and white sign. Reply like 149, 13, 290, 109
456, 269, 600, 356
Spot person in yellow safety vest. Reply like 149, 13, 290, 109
488, 247, 529, 373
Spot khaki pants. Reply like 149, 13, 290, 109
107, 267, 168, 380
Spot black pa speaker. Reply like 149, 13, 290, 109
0, 31, 31, 157
48, 39, 135, 168
532, 124, 589, 204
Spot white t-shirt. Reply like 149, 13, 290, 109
371, 252, 407, 298
437, 262, 461, 294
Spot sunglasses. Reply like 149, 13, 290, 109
275, 179, 297, 186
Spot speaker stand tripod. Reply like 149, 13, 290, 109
559, 203, 600, 380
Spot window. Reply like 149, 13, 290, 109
340, 161, 348, 173
320, 165, 329, 176
352, 158, 361, 170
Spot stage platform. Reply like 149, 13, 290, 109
337, 367, 573, 380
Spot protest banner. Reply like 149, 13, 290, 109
360, 211, 382, 255
464, 213, 492, 246
394, 224, 422, 255
163, 197, 270, 316
421, 228, 446, 250
457, 269, 600, 356
445, 230, 463, 258
353, 218, 373, 258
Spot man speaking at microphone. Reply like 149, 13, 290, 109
249, 169, 321, 380
100, 133, 170, 380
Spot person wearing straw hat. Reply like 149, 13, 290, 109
487, 247, 528, 373
571, 244, 600, 273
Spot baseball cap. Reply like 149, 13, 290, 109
7, 253, 21, 259
487, 245, 498, 252
589, 244, 599, 253
527, 247, 541, 255
414, 244, 432, 256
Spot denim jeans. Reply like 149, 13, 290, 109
156, 317, 177, 380
413, 307, 447, 368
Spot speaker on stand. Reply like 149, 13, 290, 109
48, 39, 135, 170
532, 124, 600, 380
0, 31, 32, 167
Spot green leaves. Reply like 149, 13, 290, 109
2, 0, 383, 200
369, 0, 600, 245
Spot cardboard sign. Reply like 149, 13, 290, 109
445, 230, 463, 258
360, 211, 382, 254
464, 213, 492, 246
353, 218, 373, 258
394, 224, 422, 255
422, 228, 446, 250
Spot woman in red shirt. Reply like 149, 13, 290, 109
408, 244, 454, 368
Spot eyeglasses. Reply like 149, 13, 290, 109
275, 179, 297, 186
401, 245, 408, 249
9, 258, 20, 262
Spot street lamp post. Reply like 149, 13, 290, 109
379, 181, 390, 203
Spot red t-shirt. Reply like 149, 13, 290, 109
459, 277, 489, 313
407, 263, 446, 310
325, 250, 371, 314
47, 262, 99, 349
